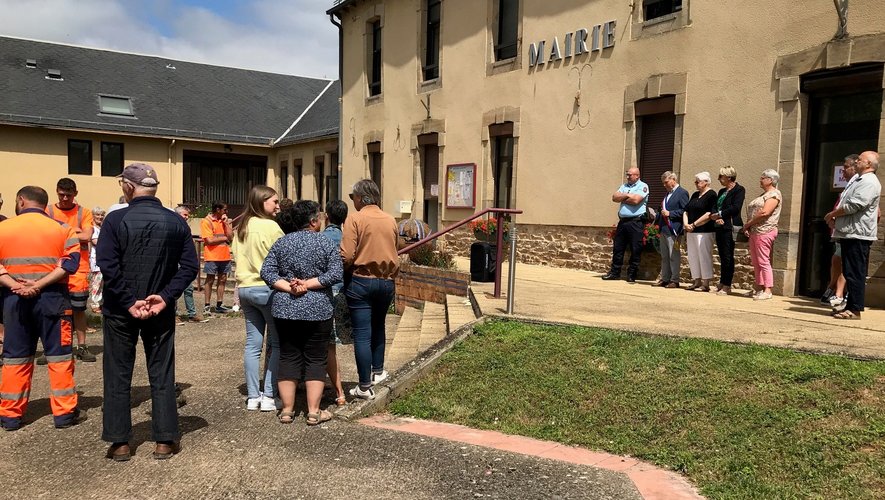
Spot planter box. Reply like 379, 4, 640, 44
394, 262, 470, 314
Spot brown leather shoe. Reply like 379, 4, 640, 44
153, 441, 181, 460
666, 282, 680, 288
106, 442, 131, 462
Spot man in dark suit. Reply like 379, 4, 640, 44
655, 171, 690, 288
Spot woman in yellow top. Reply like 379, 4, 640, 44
232, 186, 283, 411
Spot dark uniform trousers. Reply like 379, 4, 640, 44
841, 238, 872, 313
610, 217, 644, 278
102, 310, 179, 443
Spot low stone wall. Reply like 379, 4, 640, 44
394, 261, 470, 314
442, 222, 758, 291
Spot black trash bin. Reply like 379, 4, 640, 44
470, 242, 497, 282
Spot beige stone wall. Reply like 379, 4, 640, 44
335, 0, 885, 300
0, 125, 340, 218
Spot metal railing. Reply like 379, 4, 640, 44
398, 208, 523, 314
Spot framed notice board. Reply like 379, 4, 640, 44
446, 163, 476, 209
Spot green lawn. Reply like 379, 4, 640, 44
389, 320, 885, 499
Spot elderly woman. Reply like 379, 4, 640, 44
709, 166, 746, 295
261, 200, 342, 425
88, 206, 106, 313
683, 172, 718, 291
743, 169, 783, 301
654, 172, 689, 288
341, 179, 399, 400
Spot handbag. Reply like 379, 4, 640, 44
733, 226, 749, 243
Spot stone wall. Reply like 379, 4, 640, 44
442, 222, 762, 291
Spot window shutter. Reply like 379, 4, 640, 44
639, 112, 676, 211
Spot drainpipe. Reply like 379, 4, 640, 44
330, 13, 344, 200
168, 139, 176, 205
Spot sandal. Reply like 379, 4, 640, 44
305, 410, 333, 426
335, 396, 347, 407
833, 310, 861, 320
278, 411, 296, 424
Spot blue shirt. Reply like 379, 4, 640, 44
320, 224, 343, 294
617, 180, 649, 218
260, 230, 343, 321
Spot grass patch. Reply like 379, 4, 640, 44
389, 320, 885, 498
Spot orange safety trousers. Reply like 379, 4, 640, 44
0, 285, 78, 429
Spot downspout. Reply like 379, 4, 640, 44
330, 12, 344, 200
168, 139, 176, 205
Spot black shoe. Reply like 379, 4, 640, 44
626, 276, 637, 283
601, 273, 620, 281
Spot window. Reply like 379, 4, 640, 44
68, 139, 92, 175
423, 0, 441, 81
644, 0, 682, 21
293, 159, 303, 200
280, 162, 289, 199
99, 95, 134, 116
327, 152, 339, 202
368, 20, 383, 97
636, 96, 677, 210
490, 123, 514, 209
368, 142, 383, 203
101, 142, 124, 177
495, 0, 519, 61
315, 156, 326, 207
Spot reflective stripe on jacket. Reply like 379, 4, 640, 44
0, 209, 80, 282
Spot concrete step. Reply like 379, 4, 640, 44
385, 306, 422, 372
446, 293, 478, 334
418, 302, 447, 351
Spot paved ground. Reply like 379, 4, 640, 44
463, 258, 885, 360
0, 310, 641, 499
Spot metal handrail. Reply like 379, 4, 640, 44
398, 208, 523, 311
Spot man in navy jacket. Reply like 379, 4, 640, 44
655, 171, 690, 287
96, 163, 198, 462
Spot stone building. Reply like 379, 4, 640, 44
0, 36, 340, 216
327, 0, 885, 303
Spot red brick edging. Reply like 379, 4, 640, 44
361, 415, 703, 500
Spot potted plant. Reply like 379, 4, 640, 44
470, 217, 509, 243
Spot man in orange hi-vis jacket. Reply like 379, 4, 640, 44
47, 177, 96, 363
0, 186, 85, 431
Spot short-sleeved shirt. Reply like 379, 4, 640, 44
746, 189, 782, 234
201, 216, 231, 262
47, 203, 93, 276
617, 180, 649, 218
685, 190, 718, 233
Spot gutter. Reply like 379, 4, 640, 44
330, 12, 344, 200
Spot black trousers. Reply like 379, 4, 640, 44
274, 318, 332, 382
840, 238, 872, 313
610, 218, 644, 277
714, 228, 736, 286
102, 312, 178, 443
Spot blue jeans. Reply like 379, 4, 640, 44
239, 286, 279, 399
183, 283, 196, 318
345, 276, 395, 388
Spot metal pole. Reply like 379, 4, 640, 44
506, 223, 517, 314
493, 213, 504, 298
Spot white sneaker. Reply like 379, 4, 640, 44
830, 296, 847, 311
349, 386, 376, 400
371, 370, 389, 386
259, 395, 276, 412
246, 397, 261, 411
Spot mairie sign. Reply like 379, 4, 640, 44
529, 20, 616, 68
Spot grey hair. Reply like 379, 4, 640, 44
761, 169, 779, 186
174, 205, 190, 215
867, 152, 879, 172
694, 171, 711, 184
351, 179, 381, 206
844, 154, 859, 167
661, 171, 677, 182
92, 206, 105, 215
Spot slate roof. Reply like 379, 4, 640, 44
0, 36, 339, 146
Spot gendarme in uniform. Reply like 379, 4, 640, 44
603, 170, 649, 282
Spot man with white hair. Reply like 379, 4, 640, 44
825, 151, 881, 320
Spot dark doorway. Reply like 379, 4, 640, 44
490, 122, 514, 209
798, 64, 883, 296
183, 150, 268, 217
419, 133, 439, 231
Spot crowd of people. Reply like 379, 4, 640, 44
0, 163, 399, 461
604, 151, 881, 319
602, 151, 881, 319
